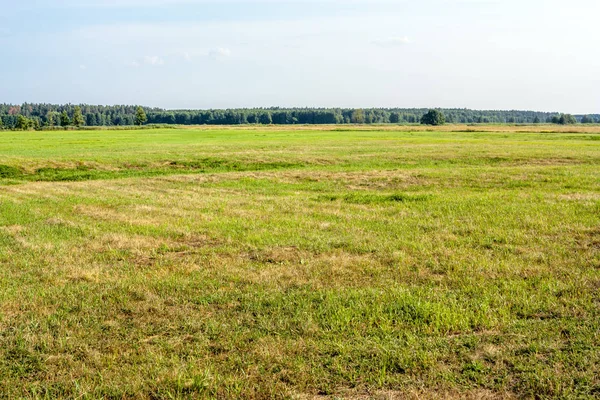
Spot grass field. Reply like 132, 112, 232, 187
0, 125, 599, 399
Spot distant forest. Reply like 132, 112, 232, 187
1, 103, 598, 129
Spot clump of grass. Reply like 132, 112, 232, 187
170, 158, 302, 172
0, 165, 21, 178
0, 159, 306, 183
318, 192, 431, 204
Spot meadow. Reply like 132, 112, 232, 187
0, 125, 599, 399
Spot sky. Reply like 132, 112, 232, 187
1, 0, 599, 113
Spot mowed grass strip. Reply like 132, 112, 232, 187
0, 126, 599, 399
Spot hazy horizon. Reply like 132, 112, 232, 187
2, 0, 599, 114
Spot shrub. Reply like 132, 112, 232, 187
421, 110, 446, 126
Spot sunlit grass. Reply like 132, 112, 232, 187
0, 126, 599, 398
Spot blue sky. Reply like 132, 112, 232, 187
1, 0, 599, 113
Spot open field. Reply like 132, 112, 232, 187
0, 125, 599, 399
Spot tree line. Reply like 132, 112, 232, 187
0, 103, 597, 129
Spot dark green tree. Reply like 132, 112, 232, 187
533, 116, 541, 124
351, 109, 365, 124
562, 114, 576, 125
164, 113, 176, 124
86, 113, 97, 126
0, 103, 594, 127
16, 115, 31, 130
60, 111, 71, 127
46, 112, 55, 127
135, 106, 148, 126
259, 112, 272, 125
32, 118, 41, 130
551, 114, 576, 125
72, 106, 85, 127
0, 116, 3, 129
581, 115, 594, 124
421, 109, 446, 126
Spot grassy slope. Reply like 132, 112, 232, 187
0, 126, 599, 399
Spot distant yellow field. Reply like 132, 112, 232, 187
167, 123, 600, 134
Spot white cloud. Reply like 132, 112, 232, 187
373, 36, 411, 46
143, 55, 165, 65
79, 64, 87, 70
208, 47, 232, 58
125, 55, 166, 68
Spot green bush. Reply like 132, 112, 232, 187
421, 110, 446, 126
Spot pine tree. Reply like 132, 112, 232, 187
46, 112, 55, 127
60, 111, 71, 127
135, 107, 148, 126
72, 106, 85, 127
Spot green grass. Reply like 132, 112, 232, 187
0, 126, 599, 399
